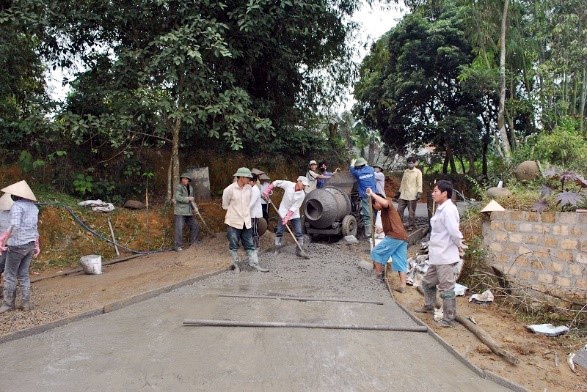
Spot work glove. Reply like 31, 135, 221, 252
350, 159, 356, 167
0, 230, 9, 251
262, 183, 275, 200
458, 240, 468, 257
416, 192, 422, 200
187, 196, 195, 202
282, 210, 294, 225
34, 239, 40, 257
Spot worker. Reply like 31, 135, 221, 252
249, 173, 263, 249
0, 180, 40, 313
305, 160, 332, 193
222, 167, 269, 272
396, 157, 422, 231
174, 173, 200, 251
415, 180, 466, 327
258, 173, 272, 221
367, 188, 408, 291
262, 176, 308, 257
350, 157, 377, 238
372, 164, 386, 197
0, 193, 13, 277
317, 161, 340, 189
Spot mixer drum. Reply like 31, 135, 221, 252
304, 187, 352, 229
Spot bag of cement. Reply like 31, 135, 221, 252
80, 255, 102, 275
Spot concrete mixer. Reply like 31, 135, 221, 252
303, 171, 363, 238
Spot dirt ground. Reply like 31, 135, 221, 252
1, 231, 586, 392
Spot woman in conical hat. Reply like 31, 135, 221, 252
0, 180, 39, 313
0, 193, 13, 276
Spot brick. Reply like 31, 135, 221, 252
569, 264, 585, 276
510, 233, 523, 243
508, 267, 518, 275
491, 212, 507, 221
571, 226, 584, 236
495, 231, 508, 241
525, 235, 539, 244
517, 245, 532, 255
553, 249, 574, 262
576, 279, 587, 290
538, 273, 553, 284
526, 212, 540, 222
544, 236, 558, 248
557, 212, 577, 225
577, 211, 587, 224
519, 223, 533, 232
491, 221, 504, 230
514, 255, 529, 267
519, 270, 535, 281
540, 212, 556, 223
561, 238, 579, 250
551, 262, 566, 273
555, 276, 571, 287
489, 242, 503, 252
581, 241, 587, 253
552, 225, 570, 236
576, 253, 587, 264
511, 211, 526, 221
504, 222, 517, 231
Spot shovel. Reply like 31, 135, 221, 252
267, 197, 310, 259
191, 201, 215, 237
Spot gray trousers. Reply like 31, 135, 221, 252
174, 215, 200, 248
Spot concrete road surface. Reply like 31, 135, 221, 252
0, 242, 512, 392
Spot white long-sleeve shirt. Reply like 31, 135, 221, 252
249, 185, 263, 219
273, 180, 305, 219
428, 199, 462, 265
222, 182, 252, 229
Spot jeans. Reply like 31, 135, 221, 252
3, 242, 35, 292
275, 217, 303, 241
174, 215, 200, 248
227, 225, 254, 252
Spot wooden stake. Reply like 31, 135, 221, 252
107, 217, 120, 256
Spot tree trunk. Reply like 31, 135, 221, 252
580, 67, 586, 135
497, 0, 512, 159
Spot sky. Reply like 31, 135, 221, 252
45, 2, 408, 109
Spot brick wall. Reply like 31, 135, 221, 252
482, 210, 587, 300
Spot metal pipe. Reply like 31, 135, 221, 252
218, 294, 384, 305
183, 319, 428, 332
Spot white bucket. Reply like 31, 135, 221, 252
80, 255, 102, 275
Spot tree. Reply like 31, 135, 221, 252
43, 0, 398, 199
353, 3, 484, 173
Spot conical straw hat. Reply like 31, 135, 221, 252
480, 199, 505, 213
0, 193, 13, 210
1, 180, 37, 201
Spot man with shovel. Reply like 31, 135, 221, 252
222, 167, 269, 272
262, 176, 309, 258
173, 173, 200, 251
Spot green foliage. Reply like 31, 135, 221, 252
72, 173, 94, 196
353, 2, 484, 166
18, 150, 45, 173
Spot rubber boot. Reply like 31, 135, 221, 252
0, 284, 15, 314
21, 286, 32, 311
414, 284, 437, 313
295, 238, 304, 257
274, 237, 282, 255
229, 250, 241, 273
438, 294, 456, 328
247, 250, 269, 272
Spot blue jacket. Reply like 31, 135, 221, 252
350, 165, 376, 198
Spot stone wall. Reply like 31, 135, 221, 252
482, 210, 587, 300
